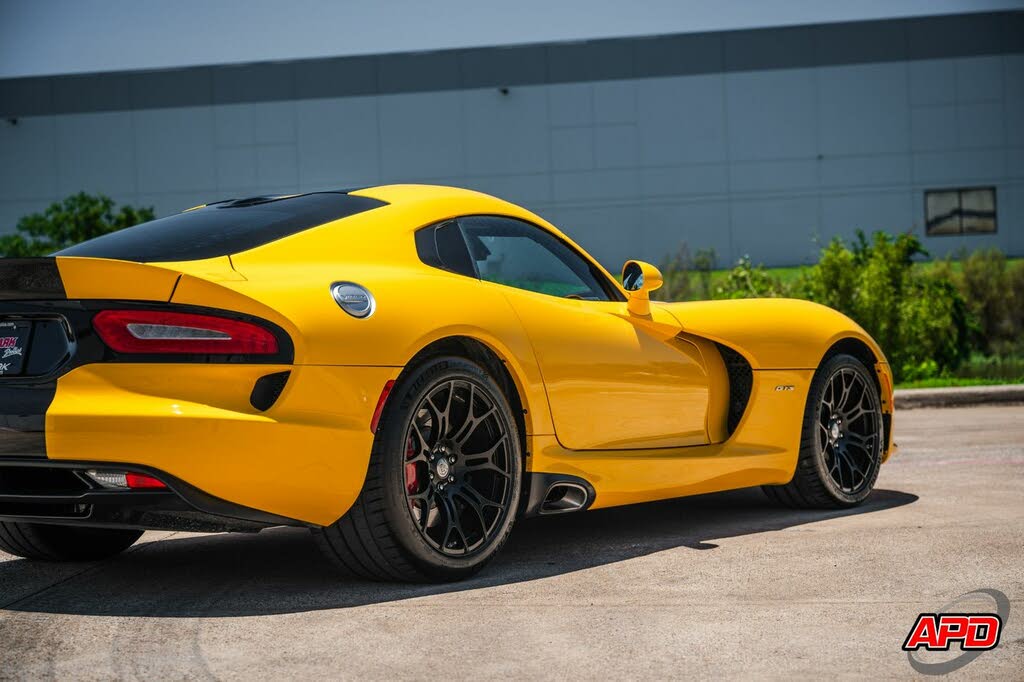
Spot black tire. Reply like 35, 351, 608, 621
314, 355, 523, 582
0, 521, 143, 561
763, 353, 883, 509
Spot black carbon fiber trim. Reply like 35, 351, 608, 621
0, 259, 66, 301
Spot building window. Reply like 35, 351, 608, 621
925, 187, 997, 236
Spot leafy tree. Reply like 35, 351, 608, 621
0, 193, 154, 257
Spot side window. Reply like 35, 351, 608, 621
458, 216, 613, 301
414, 221, 476, 278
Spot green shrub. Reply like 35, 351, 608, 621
749, 231, 969, 382
850, 233, 923, 364
953, 353, 1024, 381
794, 239, 857, 310
714, 256, 788, 299
1007, 261, 1024, 352
692, 248, 716, 300
957, 249, 1014, 352
893, 271, 971, 380
654, 244, 716, 302
654, 243, 694, 302
0, 192, 154, 257
657, 232, 1013, 384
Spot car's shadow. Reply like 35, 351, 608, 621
0, 487, 916, 618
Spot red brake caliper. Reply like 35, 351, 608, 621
405, 436, 419, 494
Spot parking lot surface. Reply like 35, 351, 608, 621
1, 405, 1022, 680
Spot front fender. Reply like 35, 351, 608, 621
657, 298, 887, 370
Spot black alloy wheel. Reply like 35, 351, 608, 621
817, 366, 881, 496
315, 355, 522, 582
763, 353, 883, 508
403, 379, 515, 557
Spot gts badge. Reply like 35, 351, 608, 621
774, 385, 795, 392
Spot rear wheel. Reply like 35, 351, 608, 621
315, 355, 522, 582
0, 521, 143, 561
763, 353, 883, 508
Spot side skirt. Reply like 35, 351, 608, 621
527, 368, 813, 510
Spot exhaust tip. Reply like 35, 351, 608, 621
540, 482, 589, 515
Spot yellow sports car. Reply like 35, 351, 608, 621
0, 185, 895, 581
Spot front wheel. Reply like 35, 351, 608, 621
763, 353, 883, 508
315, 355, 523, 582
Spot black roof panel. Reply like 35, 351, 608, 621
56, 192, 386, 263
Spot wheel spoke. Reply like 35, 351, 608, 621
437, 494, 465, 553
844, 404, 869, 424
846, 454, 866, 479
450, 384, 475, 439
843, 453, 858, 491
454, 408, 497, 447
836, 372, 853, 413
411, 418, 436, 453
461, 479, 505, 512
463, 437, 511, 478
455, 490, 489, 539
428, 381, 456, 438
817, 422, 830, 447
845, 431, 874, 449
821, 381, 835, 412
406, 437, 431, 465
408, 489, 433, 530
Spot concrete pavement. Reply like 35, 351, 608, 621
1, 405, 1022, 679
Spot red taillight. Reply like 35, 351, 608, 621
84, 469, 168, 490
93, 310, 279, 355
370, 380, 395, 432
124, 472, 168, 490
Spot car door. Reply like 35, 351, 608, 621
457, 216, 712, 451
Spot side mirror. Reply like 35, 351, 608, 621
622, 260, 663, 316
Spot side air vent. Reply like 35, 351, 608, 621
250, 371, 290, 411
716, 343, 753, 435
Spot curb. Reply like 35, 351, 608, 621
895, 384, 1024, 410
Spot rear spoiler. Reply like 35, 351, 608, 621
0, 258, 66, 300
0, 256, 183, 302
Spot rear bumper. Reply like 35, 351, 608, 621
2, 362, 400, 527
0, 458, 299, 531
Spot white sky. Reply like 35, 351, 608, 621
1, 0, 1022, 79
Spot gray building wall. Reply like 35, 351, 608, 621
1, 11, 1022, 269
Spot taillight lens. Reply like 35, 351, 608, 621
85, 469, 168, 490
93, 310, 279, 355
